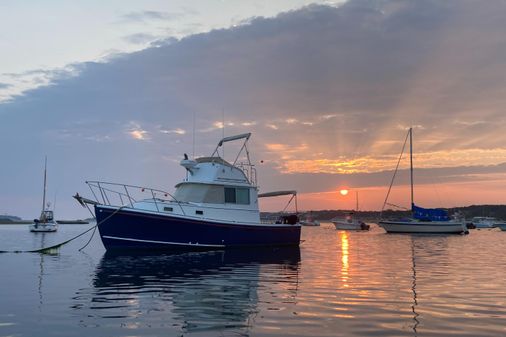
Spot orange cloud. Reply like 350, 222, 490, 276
267, 148, 506, 174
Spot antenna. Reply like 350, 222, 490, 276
222, 108, 225, 159
192, 111, 196, 159
42, 156, 47, 212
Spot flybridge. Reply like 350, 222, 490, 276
211, 132, 253, 168
182, 132, 257, 187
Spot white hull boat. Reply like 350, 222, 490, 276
30, 157, 58, 233
332, 213, 369, 230
300, 220, 320, 226
471, 217, 502, 229
378, 219, 466, 234
377, 128, 468, 235
30, 220, 58, 232
299, 211, 320, 226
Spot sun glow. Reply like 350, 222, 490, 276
340, 189, 349, 196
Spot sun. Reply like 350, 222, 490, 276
340, 189, 349, 196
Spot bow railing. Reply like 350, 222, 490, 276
85, 181, 186, 215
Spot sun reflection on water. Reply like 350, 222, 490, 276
339, 231, 349, 287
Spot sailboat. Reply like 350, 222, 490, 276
29, 157, 58, 232
378, 128, 468, 234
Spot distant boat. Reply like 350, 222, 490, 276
378, 128, 468, 234
299, 211, 320, 226
495, 223, 506, 231
74, 133, 301, 250
30, 157, 58, 232
470, 216, 503, 229
332, 212, 369, 230
331, 191, 369, 230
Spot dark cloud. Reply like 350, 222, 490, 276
1, 0, 506, 217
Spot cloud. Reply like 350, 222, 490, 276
120, 10, 182, 23
2, 1, 506, 217
123, 33, 159, 45
160, 128, 186, 135
0, 65, 82, 102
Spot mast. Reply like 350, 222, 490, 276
41, 156, 47, 213
356, 190, 359, 211
409, 128, 414, 209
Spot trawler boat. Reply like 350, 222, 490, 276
332, 212, 369, 230
30, 157, 58, 232
378, 128, 468, 234
74, 133, 301, 250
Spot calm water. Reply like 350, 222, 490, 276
0, 223, 505, 337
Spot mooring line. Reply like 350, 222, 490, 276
0, 205, 125, 254
0, 225, 97, 254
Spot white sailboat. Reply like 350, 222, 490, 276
29, 157, 58, 232
378, 128, 468, 234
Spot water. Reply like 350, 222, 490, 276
1, 223, 505, 337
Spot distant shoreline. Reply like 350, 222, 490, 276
0, 220, 90, 225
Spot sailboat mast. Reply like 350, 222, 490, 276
409, 128, 414, 208
42, 156, 47, 212
356, 191, 359, 211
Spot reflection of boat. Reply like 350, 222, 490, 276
470, 217, 505, 229
30, 157, 57, 232
77, 247, 300, 333
299, 211, 320, 226
378, 128, 468, 234
410, 237, 420, 336
75, 133, 301, 250
332, 212, 369, 230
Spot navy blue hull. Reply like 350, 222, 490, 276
95, 205, 301, 251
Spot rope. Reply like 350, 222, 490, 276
0, 205, 125, 254
78, 225, 97, 251
379, 130, 410, 219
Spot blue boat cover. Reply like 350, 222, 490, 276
412, 204, 450, 221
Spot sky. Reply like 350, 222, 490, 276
1, 0, 506, 219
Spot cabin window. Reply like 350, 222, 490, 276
163, 207, 173, 212
225, 187, 236, 203
174, 184, 225, 203
196, 210, 203, 215
225, 187, 250, 205
236, 188, 250, 204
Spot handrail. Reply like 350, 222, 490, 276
85, 181, 186, 216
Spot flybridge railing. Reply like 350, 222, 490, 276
237, 162, 257, 187
211, 132, 258, 186
86, 181, 186, 215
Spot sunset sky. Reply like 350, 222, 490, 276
1, 0, 506, 219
